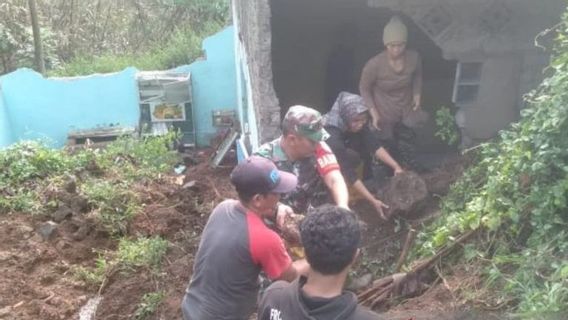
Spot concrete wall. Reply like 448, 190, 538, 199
232, 1, 260, 152
233, 0, 281, 145
460, 56, 522, 140
0, 89, 14, 148
175, 27, 238, 146
1, 68, 139, 148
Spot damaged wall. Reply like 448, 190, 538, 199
0, 68, 139, 147
175, 27, 238, 146
233, 0, 281, 146
0, 89, 14, 148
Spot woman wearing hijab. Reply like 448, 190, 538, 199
359, 15, 427, 171
323, 91, 403, 219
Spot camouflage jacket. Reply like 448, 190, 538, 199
254, 138, 340, 214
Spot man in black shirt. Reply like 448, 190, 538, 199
257, 205, 384, 320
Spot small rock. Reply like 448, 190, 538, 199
52, 206, 73, 223
70, 196, 89, 213
63, 175, 77, 194
0, 306, 12, 318
75, 295, 88, 307
182, 180, 197, 189
37, 221, 58, 241
347, 273, 373, 291
40, 274, 56, 286
55, 240, 71, 251
17, 224, 34, 235
0, 251, 14, 263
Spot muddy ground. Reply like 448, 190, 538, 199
0, 152, 488, 320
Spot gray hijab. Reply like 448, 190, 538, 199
323, 92, 368, 131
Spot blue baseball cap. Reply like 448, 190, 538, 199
230, 156, 297, 194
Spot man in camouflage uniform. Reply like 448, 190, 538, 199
254, 106, 349, 214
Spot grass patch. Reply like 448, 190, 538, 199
134, 291, 166, 320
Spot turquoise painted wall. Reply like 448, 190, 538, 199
0, 26, 236, 149
1, 68, 139, 147
0, 90, 14, 148
175, 26, 237, 146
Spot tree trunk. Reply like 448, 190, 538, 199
28, 0, 45, 74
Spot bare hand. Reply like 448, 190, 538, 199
394, 167, 404, 175
372, 198, 389, 220
413, 96, 421, 111
371, 116, 381, 131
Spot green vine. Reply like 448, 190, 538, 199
414, 12, 568, 317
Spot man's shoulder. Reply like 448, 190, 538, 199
255, 138, 286, 161
260, 280, 296, 307
212, 199, 239, 214
265, 280, 291, 294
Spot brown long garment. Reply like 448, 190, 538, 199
359, 49, 425, 139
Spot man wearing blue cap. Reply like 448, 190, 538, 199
181, 156, 309, 320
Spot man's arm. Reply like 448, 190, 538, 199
276, 259, 309, 282
322, 169, 350, 209
315, 142, 350, 209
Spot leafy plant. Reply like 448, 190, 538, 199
82, 179, 139, 235
434, 105, 459, 146
73, 237, 169, 287
134, 291, 165, 320
0, 133, 179, 219
72, 256, 108, 287
116, 237, 169, 271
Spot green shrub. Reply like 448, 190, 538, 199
414, 13, 568, 316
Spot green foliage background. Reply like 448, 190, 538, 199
0, 0, 230, 76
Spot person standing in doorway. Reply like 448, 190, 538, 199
359, 15, 428, 171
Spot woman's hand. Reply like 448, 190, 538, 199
371, 198, 389, 220
413, 95, 421, 111
370, 114, 381, 131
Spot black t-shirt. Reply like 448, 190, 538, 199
258, 277, 383, 320
325, 125, 382, 184
300, 289, 337, 313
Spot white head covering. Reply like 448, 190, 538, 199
383, 16, 408, 45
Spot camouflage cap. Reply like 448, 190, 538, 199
283, 105, 330, 142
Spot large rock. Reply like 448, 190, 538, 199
377, 172, 428, 219
37, 221, 58, 241
52, 205, 73, 223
